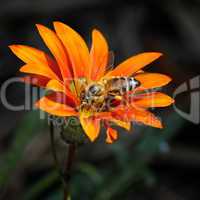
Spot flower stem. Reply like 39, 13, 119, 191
49, 120, 76, 200
63, 143, 76, 200
49, 121, 63, 178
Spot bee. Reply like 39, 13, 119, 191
79, 51, 141, 111
80, 76, 140, 111
103, 77, 140, 96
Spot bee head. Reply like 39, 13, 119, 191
87, 84, 104, 97
79, 83, 105, 112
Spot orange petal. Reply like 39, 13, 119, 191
80, 113, 100, 142
135, 73, 172, 91
21, 75, 49, 87
109, 119, 131, 131
20, 63, 59, 80
134, 92, 174, 108
106, 127, 118, 144
90, 29, 108, 80
105, 52, 162, 77
130, 108, 163, 128
35, 94, 78, 117
53, 22, 90, 78
94, 112, 112, 119
46, 79, 79, 105
46, 79, 65, 93
36, 24, 72, 80
46, 92, 78, 107
136, 70, 144, 74
113, 108, 163, 128
9, 44, 60, 78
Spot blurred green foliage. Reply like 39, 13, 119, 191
0, 111, 184, 200
0, 111, 45, 186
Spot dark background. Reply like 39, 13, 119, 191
1, 0, 200, 199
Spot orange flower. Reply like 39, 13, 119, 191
9, 22, 174, 143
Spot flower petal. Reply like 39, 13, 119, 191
36, 24, 72, 80
80, 113, 100, 142
130, 108, 163, 128
46, 79, 65, 93
94, 112, 112, 119
106, 127, 118, 144
90, 29, 108, 80
46, 80, 79, 105
134, 92, 174, 108
21, 75, 49, 87
20, 64, 59, 80
109, 119, 131, 131
47, 92, 77, 107
53, 22, 90, 78
113, 108, 163, 128
9, 44, 60, 78
105, 52, 162, 77
35, 94, 78, 116
135, 73, 172, 90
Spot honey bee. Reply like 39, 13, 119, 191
79, 51, 140, 111
79, 76, 140, 111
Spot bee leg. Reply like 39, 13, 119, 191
104, 94, 121, 110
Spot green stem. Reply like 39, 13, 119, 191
49, 120, 63, 178
49, 120, 76, 200
63, 144, 76, 200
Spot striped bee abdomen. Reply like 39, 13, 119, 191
104, 77, 140, 95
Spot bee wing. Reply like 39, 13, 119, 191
75, 77, 88, 96
106, 51, 115, 72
